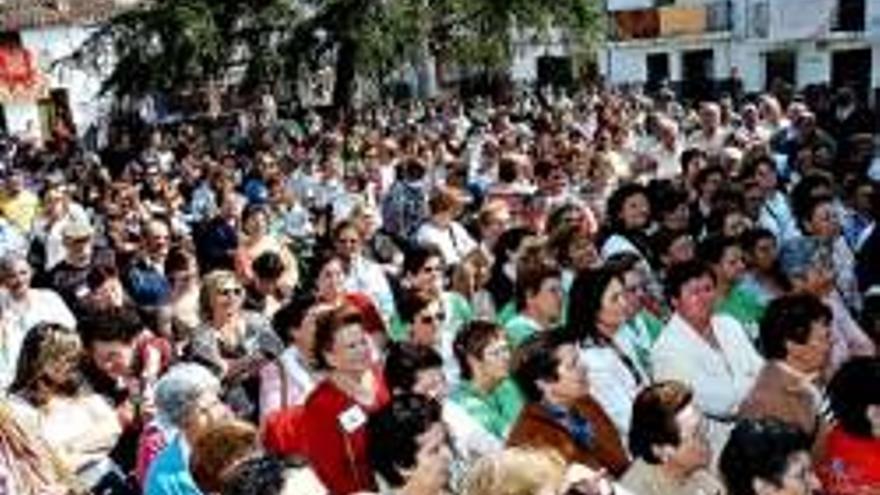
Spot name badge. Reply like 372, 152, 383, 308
338, 405, 367, 433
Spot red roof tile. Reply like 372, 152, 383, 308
0, 0, 135, 32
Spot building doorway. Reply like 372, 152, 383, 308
764, 50, 796, 91
646, 52, 670, 94
537, 56, 573, 91
832, 48, 872, 103
682, 49, 714, 103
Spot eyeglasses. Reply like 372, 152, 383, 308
422, 264, 443, 274
419, 312, 446, 325
483, 343, 510, 360
219, 286, 244, 297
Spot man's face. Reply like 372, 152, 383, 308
146, 223, 171, 259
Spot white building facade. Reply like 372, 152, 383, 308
0, 1, 122, 144
601, 0, 880, 102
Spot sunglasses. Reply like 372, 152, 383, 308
419, 312, 446, 325
219, 286, 244, 297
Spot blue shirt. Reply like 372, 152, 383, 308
144, 435, 202, 495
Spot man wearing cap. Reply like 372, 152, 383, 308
29, 182, 90, 272
779, 237, 874, 378
45, 220, 114, 315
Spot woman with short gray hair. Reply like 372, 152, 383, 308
135, 363, 226, 489
0, 253, 75, 388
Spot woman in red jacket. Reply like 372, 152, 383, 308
817, 357, 880, 494
266, 302, 389, 494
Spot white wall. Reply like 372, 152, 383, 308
10, 24, 109, 141
3, 101, 41, 138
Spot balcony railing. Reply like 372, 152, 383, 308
609, 1, 732, 42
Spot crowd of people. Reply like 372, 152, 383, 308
0, 81, 879, 495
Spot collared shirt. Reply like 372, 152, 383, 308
450, 379, 524, 440
504, 313, 543, 348
652, 314, 764, 420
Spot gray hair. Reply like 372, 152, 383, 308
0, 250, 27, 275
154, 363, 221, 428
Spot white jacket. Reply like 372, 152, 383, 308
651, 313, 764, 420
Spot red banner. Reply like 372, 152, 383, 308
0, 45, 47, 102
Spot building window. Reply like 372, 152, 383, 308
834, 0, 865, 31
764, 50, 796, 91
646, 53, 670, 92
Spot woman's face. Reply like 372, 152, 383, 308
317, 259, 345, 302
2, 259, 32, 296
475, 334, 511, 386
663, 203, 691, 232
806, 202, 839, 239
244, 210, 269, 237
717, 245, 747, 284
292, 305, 330, 359
545, 344, 589, 405
788, 319, 831, 375
402, 422, 451, 493
413, 367, 447, 400
596, 278, 628, 337
41, 344, 83, 395
325, 324, 371, 374
170, 260, 199, 291
90, 340, 135, 379
801, 259, 835, 297
750, 237, 778, 272
666, 234, 696, 266
620, 193, 650, 231
569, 237, 599, 271
411, 256, 444, 295
621, 269, 647, 318
410, 300, 444, 348
335, 227, 362, 262
723, 212, 753, 238
756, 162, 778, 192
666, 404, 712, 473
763, 451, 820, 495
212, 278, 244, 313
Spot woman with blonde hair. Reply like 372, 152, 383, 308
187, 270, 283, 419
463, 448, 617, 495
7, 323, 122, 493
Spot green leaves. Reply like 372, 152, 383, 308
67, 0, 602, 107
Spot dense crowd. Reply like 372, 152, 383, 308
0, 82, 879, 495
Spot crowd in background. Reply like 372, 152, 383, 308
0, 82, 879, 495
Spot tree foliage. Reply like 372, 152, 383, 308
68, 0, 603, 108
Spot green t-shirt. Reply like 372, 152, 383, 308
715, 282, 765, 340
504, 314, 543, 348
450, 378, 525, 439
